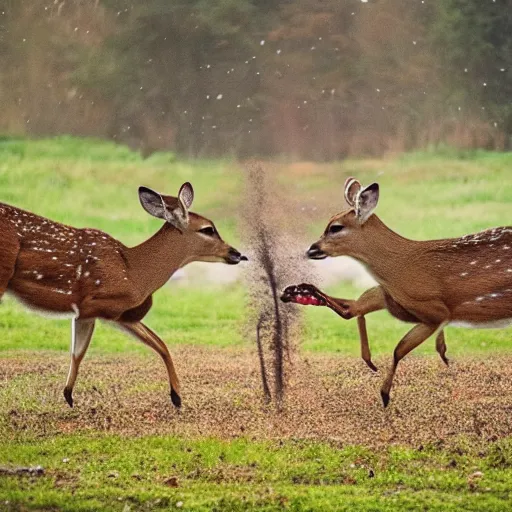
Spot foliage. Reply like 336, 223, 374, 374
432, 0, 512, 144
1, 1, 511, 157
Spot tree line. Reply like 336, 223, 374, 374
0, 0, 510, 159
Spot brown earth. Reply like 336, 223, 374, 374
1, 347, 512, 447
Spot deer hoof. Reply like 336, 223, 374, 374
63, 387, 73, 408
380, 390, 390, 408
365, 360, 378, 372
170, 389, 182, 408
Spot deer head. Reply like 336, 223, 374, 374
307, 177, 380, 260
139, 182, 247, 265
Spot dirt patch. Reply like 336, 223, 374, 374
2, 347, 512, 447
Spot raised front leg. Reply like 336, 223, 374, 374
64, 317, 96, 407
281, 284, 385, 370
119, 321, 181, 408
381, 323, 439, 407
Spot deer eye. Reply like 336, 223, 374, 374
328, 224, 344, 234
199, 226, 216, 236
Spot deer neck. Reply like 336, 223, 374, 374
349, 215, 420, 287
125, 224, 194, 295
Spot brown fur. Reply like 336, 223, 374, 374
300, 178, 512, 406
0, 188, 244, 408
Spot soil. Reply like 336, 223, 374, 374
2, 347, 512, 447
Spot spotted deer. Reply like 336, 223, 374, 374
0, 182, 246, 408
282, 177, 512, 406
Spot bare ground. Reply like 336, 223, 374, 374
2, 347, 512, 447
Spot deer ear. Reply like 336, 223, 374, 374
158, 181, 193, 232
178, 182, 194, 212
344, 177, 362, 206
355, 183, 379, 224
138, 186, 167, 219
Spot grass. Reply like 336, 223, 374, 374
2, 435, 512, 510
0, 136, 511, 357
1, 136, 512, 510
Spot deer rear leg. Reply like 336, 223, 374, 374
119, 321, 181, 407
435, 330, 449, 366
381, 323, 438, 407
64, 317, 96, 407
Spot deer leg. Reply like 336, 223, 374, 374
119, 321, 181, 408
330, 287, 385, 371
328, 286, 386, 320
381, 323, 438, 407
357, 316, 378, 372
64, 318, 96, 407
435, 330, 449, 366
282, 285, 386, 370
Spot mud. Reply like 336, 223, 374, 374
2, 348, 512, 448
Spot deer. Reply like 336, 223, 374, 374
281, 177, 512, 406
0, 182, 247, 408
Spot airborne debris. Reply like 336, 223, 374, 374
242, 162, 313, 410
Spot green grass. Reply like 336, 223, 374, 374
1, 137, 512, 510
0, 136, 511, 358
2, 434, 512, 511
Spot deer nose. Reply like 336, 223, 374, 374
306, 243, 327, 260
227, 248, 248, 264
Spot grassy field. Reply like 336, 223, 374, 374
1, 137, 512, 510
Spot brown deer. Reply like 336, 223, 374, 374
282, 177, 512, 406
0, 182, 246, 408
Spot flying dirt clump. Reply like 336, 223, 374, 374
241, 161, 315, 410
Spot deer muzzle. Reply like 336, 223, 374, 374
306, 243, 327, 260
226, 248, 248, 265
